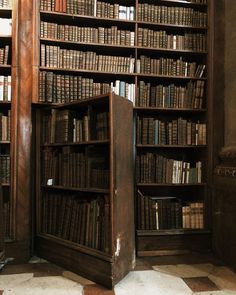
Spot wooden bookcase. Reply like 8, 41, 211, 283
134, 0, 212, 256
0, 0, 13, 243
34, 92, 135, 288
32, 0, 212, 258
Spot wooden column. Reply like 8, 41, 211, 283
213, 0, 236, 271
7, 0, 33, 262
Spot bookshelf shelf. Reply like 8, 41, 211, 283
0, 141, 10, 144
137, 21, 207, 31
137, 229, 210, 236
134, 107, 207, 112
38, 233, 113, 261
0, 35, 11, 39
136, 144, 207, 148
40, 10, 136, 26
40, 38, 136, 53
137, 183, 207, 187
137, 46, 207, 55
0, 8, 11, 17
41, 185, 110, 194
39, 66, 136, 77
136, 73, 207, 80
0, 65, 11, 70
1, 183, 10, 187
42, 140, 109, 147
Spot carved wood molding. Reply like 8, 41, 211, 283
214, 166, 236, 177
215, 146, 236, 177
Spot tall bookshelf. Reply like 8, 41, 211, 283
35, 92, 135, 287
0, 0, 13, 243
32, 0, 212, 259
134, 0, 211, 256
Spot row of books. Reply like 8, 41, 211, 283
137, 193, 204, 230
42, 109, 109, 143
40, 0, 135, 21
137, 4, 207, 27
42, 149, 109, 189
0, 0, 11, 8
0, 154, 10, 184
41, 21, 135, 46
137, 29, 206, 52
0, 75, 11, 102
136, 117, 206, 145
0, 18, 11, 36
41, 192, 110, 252
39, 71, 135, 104
41, 45, 136, 73
137, 56, 206, 78
136, 80, 204, 109
0, 110, 11, 141
0, 45, 10, 65
136, 153, 202, 184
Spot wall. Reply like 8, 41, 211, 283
213, 0, 236, 271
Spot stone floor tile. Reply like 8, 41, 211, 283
62, 271, 95, 286
114, 270, 192, 295
153, 263, 214, 278
0, 273, 33, 290
193, 291, 236, 295
1, 276, 83, 295
209, 266, 236, 292
183, 277, 219, 292
84, 284, 115, 295
1, 263, 63, 277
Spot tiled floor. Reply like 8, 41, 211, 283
0, 254, 236, 294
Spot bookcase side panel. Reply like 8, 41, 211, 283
111, 94, 135, 283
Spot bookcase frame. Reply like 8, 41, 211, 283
34, 92, 135, 288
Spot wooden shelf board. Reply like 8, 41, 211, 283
137, 229, 211, 236
137, 46, 207, 55
37, 233, 113, 262
0, 141, 10, 144
41, 185, 109, 194
1, 183, 10, 187
136, 144, 207, 148
40, 37, 135, 50
136, 73, 207, 80
40, 10, 136, 25
0, 64, 11, 68
137, 20, 207, 30
137, 183, 207, 187
42, 140, 109, 146
134, 107, 207, 112
152, 0, 207, 7
40, 66, 136, 76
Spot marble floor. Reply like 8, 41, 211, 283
0, 254, 236, 294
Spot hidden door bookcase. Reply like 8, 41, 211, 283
35, 92, 135, 288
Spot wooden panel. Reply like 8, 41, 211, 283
213, 175, 236, 271
137, 233, 211, 256
35, 236, 114, 288
111, 94, 135, 281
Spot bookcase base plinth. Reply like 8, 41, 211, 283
137, 231, 211, 257
35, 235, 134, 288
